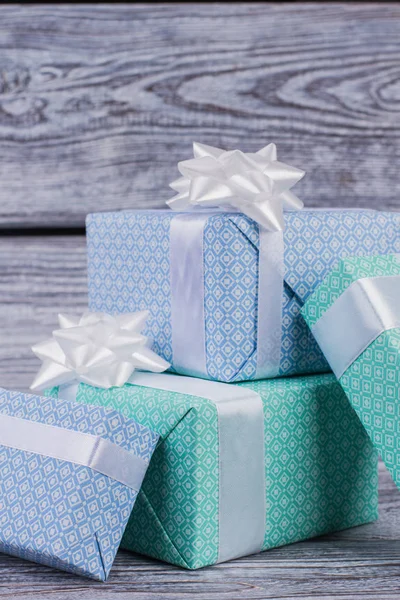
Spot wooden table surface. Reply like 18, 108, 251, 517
1, 3, 400, 598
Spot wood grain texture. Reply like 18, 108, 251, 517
0, 3, 400, 227
0, 462, 396, 599
0, 236, 87, 390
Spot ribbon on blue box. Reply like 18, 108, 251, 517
170, 213, 285, 380
168, 142, 304, 380
0, 387, 159, 581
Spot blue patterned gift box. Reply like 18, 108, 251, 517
87, 208, 400, 383
0, 387, 159, 580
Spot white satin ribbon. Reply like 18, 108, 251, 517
310, 275, 400, 379
31, 311, 170, 391
169, 213, 284, 380
167, 142, 305, 232
256, 229, 284, 379
170, 214, 210, 378
0, 412, 149, 490
58, 372, 266, 564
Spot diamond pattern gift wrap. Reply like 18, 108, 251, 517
302, 254, 400, 491
49, 372, 378, 569
86, 209, 400, 383
0, 387, 159, 580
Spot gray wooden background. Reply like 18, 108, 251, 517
1, 3, 400, 598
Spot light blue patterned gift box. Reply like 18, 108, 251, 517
87, 209, 400, 383
0, 388, 159, 580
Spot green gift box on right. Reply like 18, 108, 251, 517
302, 253, 400, 489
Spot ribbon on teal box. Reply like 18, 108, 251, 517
302, 253, 400, 490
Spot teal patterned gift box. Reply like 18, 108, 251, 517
302, 254, 400, 490
49, 372, 378, 569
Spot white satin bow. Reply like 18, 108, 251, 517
31, 311, 170, 391
167, 142, 305, 231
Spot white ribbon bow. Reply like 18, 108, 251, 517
167, 142, 305, 231
31, 311, 170, 391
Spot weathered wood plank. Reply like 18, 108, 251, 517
0, 3, 399, 227
0, 461, 397, 599
0, 235, 87, 390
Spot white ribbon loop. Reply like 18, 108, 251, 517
167, 142, 305, 231
31, 311, 170, 391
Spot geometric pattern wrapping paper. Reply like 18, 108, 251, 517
50, 373, 378, 569
0, 388, 159, 580
302, 253, 400, 491
87, 209, 400, 382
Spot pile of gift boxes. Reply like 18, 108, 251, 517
1, 143, 400, 580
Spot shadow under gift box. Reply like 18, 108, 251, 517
86, 209, 400, 383
0, 388, 159, 580
49, 372, 378, 569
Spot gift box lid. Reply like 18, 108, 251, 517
301, 253, 400, 488
0, 387, 159, 580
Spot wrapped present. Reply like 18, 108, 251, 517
302, 253, 400, 489
49, 371, 378, 569
0, 387, 159, 580
87, 208, 400, 382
